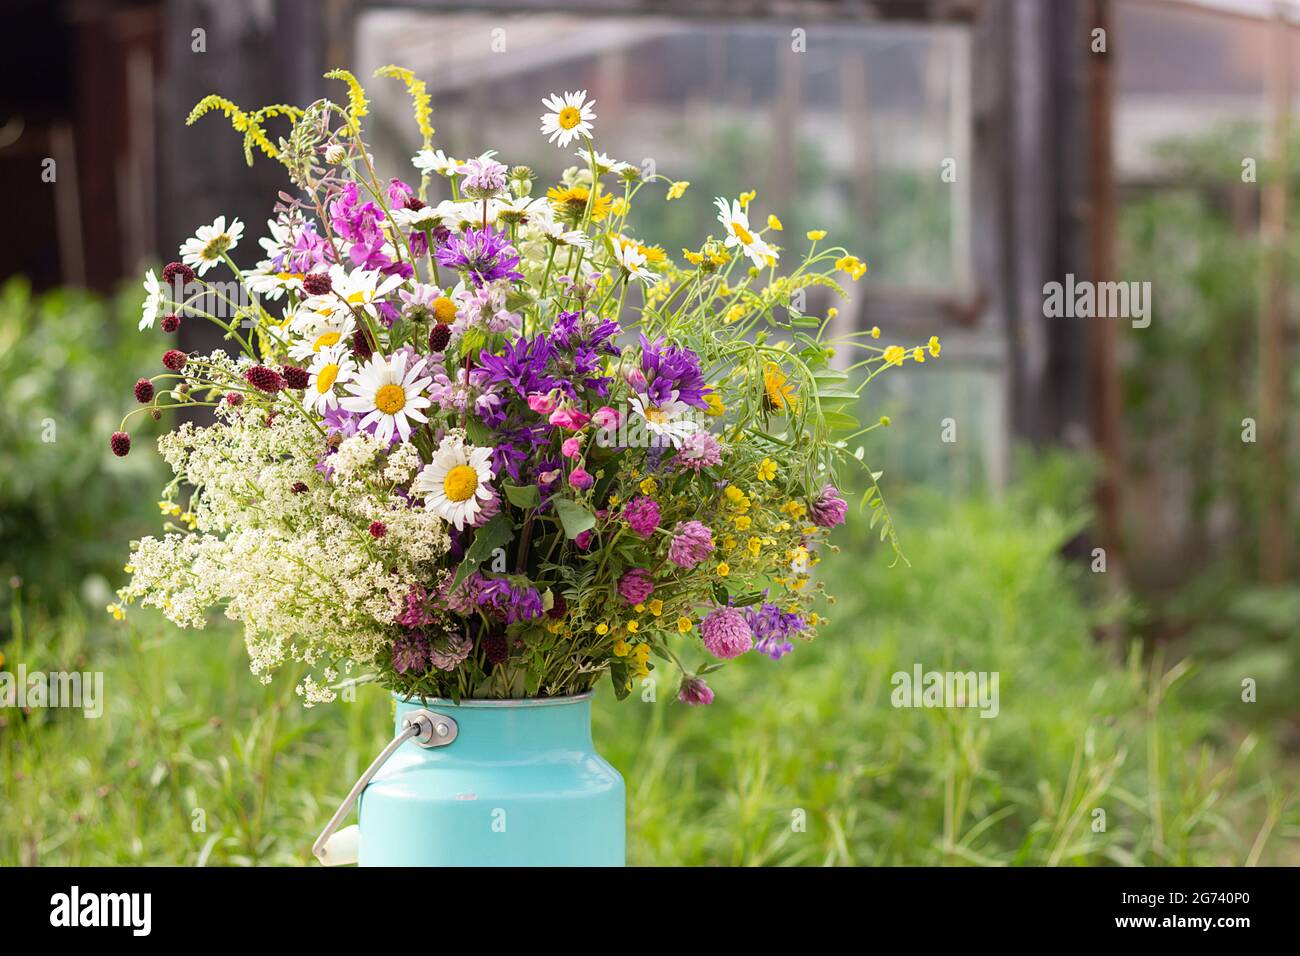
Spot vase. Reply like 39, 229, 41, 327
323, 692, 625, 866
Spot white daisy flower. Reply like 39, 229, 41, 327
340, 352, 433, 444
412, 148, 459, 176
140, 269, 164, 330
244, 263, 304, 301
629, 392, 700, 449
304, 344, 356, 415
288, 310, 357, 361
576, 148, 632, 178
412, 433, 496, 531
179, 215, 244, 276
538, 221, 593, 250
302, 264, 404, 319
540, 90, 596, 148
610, 237, 656, 284
714, 197, 778, 269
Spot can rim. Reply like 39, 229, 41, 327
392, 691, 594, 709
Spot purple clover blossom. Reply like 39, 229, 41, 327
675, 431, 722, 472
623, 496, 660, 537
460, 157, 508, 197
668, 521, 715, 569
743, 602, 804, 661
395, 584, 436, 629
618, 568, 655, 605
392, 632, 430, 673
639, 333, 710, 409
810, 484, 848, 529
475, 577, 544, 624
436, 227, 524, 286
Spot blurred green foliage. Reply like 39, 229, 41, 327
1121, 124, 1300, 738
0, 279, 165, 623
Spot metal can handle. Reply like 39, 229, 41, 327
312, 708, 458, 865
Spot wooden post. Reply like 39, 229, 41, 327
1084, 0, 1127, 596
1259, 4, 1291, 584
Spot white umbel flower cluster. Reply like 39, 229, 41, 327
119, 400, 450, 704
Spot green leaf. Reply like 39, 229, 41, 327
464, 417, 493, 447
502, 483, 541, 509
822, 410, 860, 432
451, 512, 513, 589
609, 662, 631, 700
551, 498, 596, 539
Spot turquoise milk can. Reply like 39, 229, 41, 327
313, 693, 625, 866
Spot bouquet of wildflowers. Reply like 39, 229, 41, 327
109, 67, 937, 705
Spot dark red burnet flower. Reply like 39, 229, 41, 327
290, 481, 308, 495
161, 313, 181, 333
352, 327, 374, 360
427, 322, 451, 353
547, 592, 568, 620
225, 391, 244, 406
302, 272, 332, 296
162, 349, 188, 371
369, 521, 387, 538
134, 378, 155, 403
482, 631, 509, 667
405, 196, 426, 211
281, 365, 310, 390
161, 261, 196, 286
109, 431, 131, 457
244, 365, 286, 393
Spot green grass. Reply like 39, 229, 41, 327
2, 486, 1296, 866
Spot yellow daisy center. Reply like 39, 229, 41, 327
374, 383, 407, 415
432, 296, 458, 324
643, 405, 669, 424
200, 234, 232, 260
347, 291, 368, 304
315, 364, 339, 393
443, 464, 479, 502
558, 106, 582, 130
313, 331, 341, 351
731, 222, 754, 246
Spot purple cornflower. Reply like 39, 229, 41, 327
668, 521, 715, 569
623, 496, 660, 537
436, 227, 524, 286
639, 333, 709, 408
809, 484, 848, 529
617, 568, 655, 605
743, 602, 804, 661
475, 334, 557, 399
475, 577, 544, 625
700, 607, 754, 660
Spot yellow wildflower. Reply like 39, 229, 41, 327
639, 476, 658, 496
725, 305, 745, 325
757, 458, 777, 481
870, 326, 881, 339
613, 638, 631, 656
716, 562, 730, 577
836, 255, 867, 280
677, 616, 693, 633
762, 361, 798, 412
649, 599, 663, 617
806, 229, 827, 241
739, 189, 756, 208
767, 214, 783, 231
106, 603, 125, 621
723, 534, 738, 550
913, 347, 926, 363
704, 392, 726, 417
747, 536, 763, 556
683, 248, 704, 266
883, 345, 906, 367
928, 335, 941, 357
733, 514, 752, 531
595, 622, 609, 636
666, 180, 690, 200
626, 620, 640, 634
